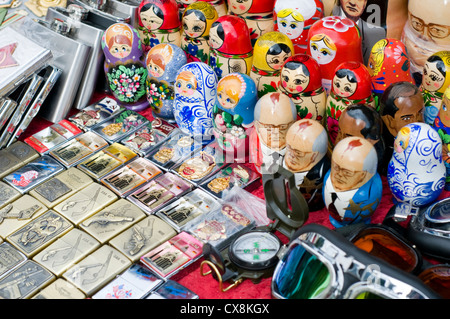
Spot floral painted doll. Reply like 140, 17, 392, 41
208, 15, 253, 79
146, 43, 187, 122
181, 2, 218, 63
212, 73, 257, 162
273, 0, 324, 54
433, 87, 450, 190
137, 0, 182, 53
250, 31, 294, 98
420, 51, 450, 125
325, 61, 375, 148
307, 16, 363, 92
173, 62, 218, 142
278, 54, 326, 123
102, 23, 149, 112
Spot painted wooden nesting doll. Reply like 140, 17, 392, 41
173, 62, 218, 142
278, 54, 326, 122
181, 2, 218, 63
367, 38, 414, 104
323, 136, 382, 228
307, 16, 363, 93
202, 0, 228, 17
420, 51, 450, 125
433, 87, 450, 190
326, 61, 375, 148
212, 73, 257, 163
249, 92, 297, 174
137, 0, 182, 52
226, 0, 275, 46
250, 31, 295, 98
387, 123, 446, 215
283, 119, 330, 211
102, 23, 149, 112
208, 15, 253, 79
273, 0, 324, 54
146, 43, 187, 122
401, 0, 450, 85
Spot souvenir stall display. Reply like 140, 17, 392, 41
2, 0, 450, 302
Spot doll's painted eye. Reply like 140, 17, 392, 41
283, 75, 289, 82
443, 105, 448, 111
290, 24, 297, 29
176, 81, 182, 88
121, 46, 128, 52
321, 50, 330, 56
311, 44, 318, 51
281, 22, 287, 27
187, 83, 193, 89
344, 85, 353, 92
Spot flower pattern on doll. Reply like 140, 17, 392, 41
107, 64, 147, 103
146, 78, 174, 111
209, 55, 223, 79
322, 16, 354, 33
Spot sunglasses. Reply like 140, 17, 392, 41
271, 223, 440, 299
418, 264, 450, 299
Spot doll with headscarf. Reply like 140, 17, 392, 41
273, 0, 324, 54
325, 61, 375, 148
278, 54, 326, 123
250, 31, 294, 98
137, 0, 182, 53
102, 23, 149, 112
173, 62, 218, 142
212, 73, 257, 162
433, 87, 450, 190
420, 51, 450, 125
208, 15, 253, 79
181, 2, 218, 63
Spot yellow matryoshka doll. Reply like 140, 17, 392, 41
250, 31, 294, 98
181, 1, 218, 63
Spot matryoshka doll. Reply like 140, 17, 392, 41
433, 87, 450, 190
102, 23, 149, 112
202, 0, 228, 17
226, 0, 275, 46
173, 62, 218, 142
323, 136, 383, 228
250, 31, 294, 98
278, 54, 326, 123
420, 51, 450, 125
208, 15, 253, 79
180, 2, 218, 63
146, 43, 187, 122
325, 61, 375, 148
249, 92, 297, 174
367, 38, 414, 104
387, 123, 446, 216
307, 16, 363, 92
137, 0, 182, 52
273, 0, 324, 54
213, 73, 257, 163
283, 119, 330, 211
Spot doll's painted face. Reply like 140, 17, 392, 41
147, 59, 165, 77
277, 12, 304, 40
332, 72, 357, 98
208, 24, 223, 50
280, 66, 310, 94
393, 126, 410, 154
422, 60, 446, 92
266, 46, 292, 70
335, 111, 368, 145
140, 6, 163, 31
183, 11, 206, 38
109, 37, 132, 59
310, 36, 336, 65
217, 90, 238, 109
440, 96, 450, 127
175, 71, 197, 96
228, 0, 252, 15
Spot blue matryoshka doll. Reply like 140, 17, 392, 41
388, 122, 446, 216
212, 73, 257, 163
146, 43, 187, 122
102, 22, 149, 112
433, 87, 450, 190
173, 61, 218, 143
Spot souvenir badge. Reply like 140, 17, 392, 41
50, 131, 109, 168
80, 199, 146, 244
93, 110, 148, 143
109, 215, 177, 262
32, 228, 100, 277
0, 241, 27, 278
0, 260, 54, 299
140, 231, 203, 278
6, 210, 73, 257
102, 157, 162, 197
54, 183, 118, 226
62, 245, 131, 297
31, 278, 85, 299
0, 181, 20, 210
145, 279, 199, 299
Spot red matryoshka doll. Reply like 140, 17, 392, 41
102, 23, 149, 112
181, 2, 218, 63
420, 51, 450, 126
208, 15, 253, 79
278, 54, 327, 123
273, 0, 324, 54
137, 0, 181, 53
307, 16, 363, 93
250, 31, 295, 98
325, 61, 375, 148
226, 0, 275, 46
367, 38, 413, 103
